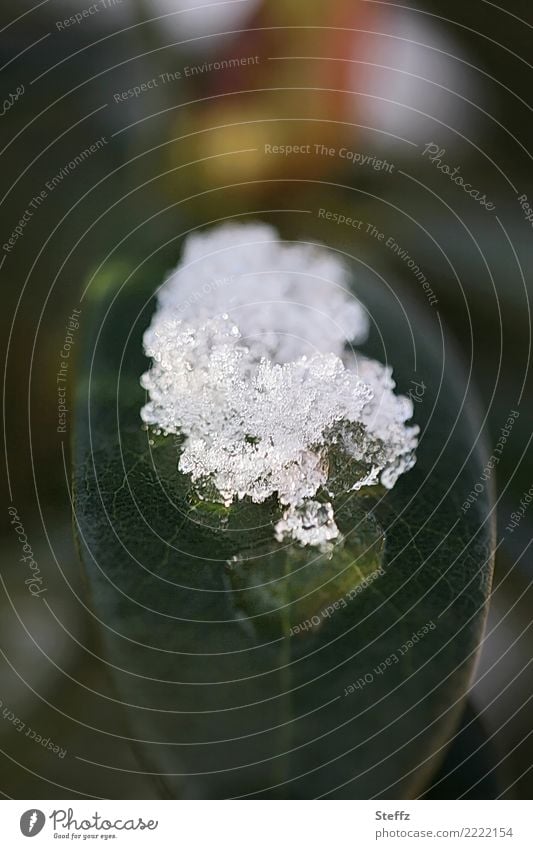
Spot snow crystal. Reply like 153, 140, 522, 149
140, 223, 419, 549
155, 222, 369, 363
275, 501, 339, 552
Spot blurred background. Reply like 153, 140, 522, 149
0, 0, 532, 798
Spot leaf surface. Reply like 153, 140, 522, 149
73, 246, 494, 798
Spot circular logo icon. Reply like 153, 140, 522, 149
20, 810, 46, 837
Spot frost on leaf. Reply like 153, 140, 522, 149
140, 223, 418, 550
275, 501, 339, 549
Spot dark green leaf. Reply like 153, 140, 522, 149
73, 244, 494, 799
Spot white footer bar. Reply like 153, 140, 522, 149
2, 800, 531, 848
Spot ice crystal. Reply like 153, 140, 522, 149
275, 501, 339, 551
154, 222, 368, 363
140, 223, 419, 549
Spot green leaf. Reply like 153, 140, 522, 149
73, 245, 494, 799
